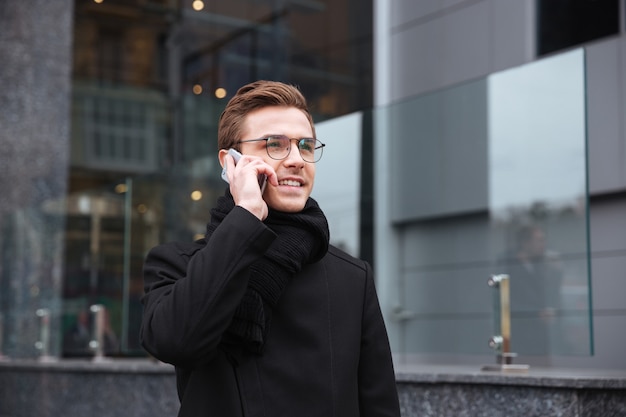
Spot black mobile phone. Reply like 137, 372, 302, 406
221, 149, 267, 193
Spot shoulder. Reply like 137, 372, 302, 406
324, 245, 370, 274
322, 246, 381, 311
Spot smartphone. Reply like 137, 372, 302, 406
221, 149, 267, 193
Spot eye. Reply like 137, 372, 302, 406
299, 138, 315, 152
266, 136, 286, 148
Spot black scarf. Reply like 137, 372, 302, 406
205, 190, 330, 354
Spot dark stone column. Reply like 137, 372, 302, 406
0, 0, 74, 358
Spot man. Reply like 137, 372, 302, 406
140, 80, 400, 416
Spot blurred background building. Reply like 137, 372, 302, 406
0, 0, 624, 373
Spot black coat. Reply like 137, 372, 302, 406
141, 207, 400, 417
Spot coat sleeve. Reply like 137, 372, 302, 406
140, 206, 276, 367
358, 262, 401, 417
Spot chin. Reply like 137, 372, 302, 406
267, 198, 308, 213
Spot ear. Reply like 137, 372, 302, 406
218, 149, 229, 168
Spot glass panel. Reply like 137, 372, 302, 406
61, 186, 127, 357
60, 160, 225, 357
313, 112, 365, 258
0, 204, 66, 358
384, 48, 591, 356
488, 48, 590, 356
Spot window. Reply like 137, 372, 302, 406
536, 0, 620, 56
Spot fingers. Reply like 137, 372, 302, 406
226, 154, 274, 220
264, 168, 278, 187
227, 154, 274, 188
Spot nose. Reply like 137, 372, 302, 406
283, 140, 306, 167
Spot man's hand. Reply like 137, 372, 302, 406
223, 153, 277, 220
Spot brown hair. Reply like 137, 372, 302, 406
217, 80, 315, 151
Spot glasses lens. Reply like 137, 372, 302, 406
266, 136, 290, 159
298, 138, 320, 162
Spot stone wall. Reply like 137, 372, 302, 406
1, 361, 625, 417
0, 0, 73, 358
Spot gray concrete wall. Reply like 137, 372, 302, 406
387, 0, 534, 101
0, 361, 178, 417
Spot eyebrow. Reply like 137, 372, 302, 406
263, 134, 316, 138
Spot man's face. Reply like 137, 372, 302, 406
239, 106, 316, 213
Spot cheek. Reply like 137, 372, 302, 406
305, 167, 316, 189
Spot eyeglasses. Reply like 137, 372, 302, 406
237, 135, 326, 163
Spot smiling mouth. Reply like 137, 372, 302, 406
279, 179, 302, 187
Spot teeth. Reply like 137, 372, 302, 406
279, 179, 302, 187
